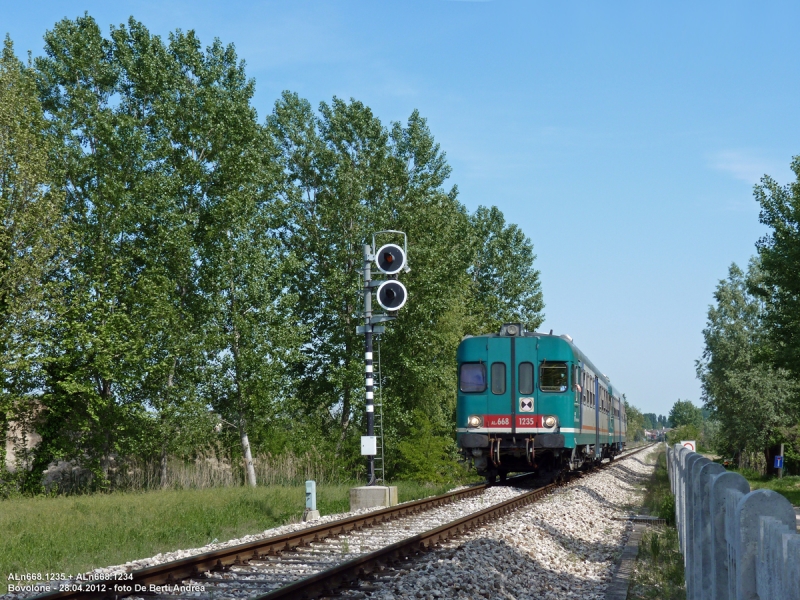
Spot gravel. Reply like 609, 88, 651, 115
344, 445, 659, 600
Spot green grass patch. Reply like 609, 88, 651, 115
725, 469, 800, 506
628, 526, 686, 600
0, 482, 452, 593
642, 450, 677, 525
629, 450, 685, 599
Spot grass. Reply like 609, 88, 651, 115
641, 450, 677, 525
628, 450, 686, 600
628, 526, 685, 600
726, 469, 800, 506
0, 481, 452, 593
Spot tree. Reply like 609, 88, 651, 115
624, 399, 646, 442
667, 400, 703, 430
696, 260, 797, 462
468, 206, 544, 333
31, 15, 179, 486
642, 413, 657, 430
0, 36, 63, 477
268, 94, 545, 479
30, 15, 291, 488
755, 157, 800, 381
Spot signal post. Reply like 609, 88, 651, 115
350, 233, 408, 511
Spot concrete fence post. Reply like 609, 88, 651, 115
684, 452, 704, 590
669, 446, 800, 600
675, 444, 689, 552
689, 456, 711, 600
784, 535, 800, 600
734, 489, 796, 600
710, 471, 750, 600
698, 462, 726, 599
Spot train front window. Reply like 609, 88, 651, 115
540, 362, 568, 392
491, 362, 506, 394
518, 362, 534, 395
460, 363, 486, 393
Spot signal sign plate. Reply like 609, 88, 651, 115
681, 440, 696, 452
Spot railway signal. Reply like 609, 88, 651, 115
358, 232, 409, 487
376, 280, 407, 311
375, 243, 406, 275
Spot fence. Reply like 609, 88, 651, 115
667, 443, 800, 600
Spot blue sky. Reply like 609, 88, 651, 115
4, 1, 798, 418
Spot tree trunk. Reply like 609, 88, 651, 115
160, 443, 168, 488
161, 359, 177, 489
239, 422, 257, 487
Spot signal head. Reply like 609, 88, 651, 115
375, 243, 406, 275
376, 280, 408, 311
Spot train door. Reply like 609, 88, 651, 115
514, 336, 537, 435
486, 337, 512, 432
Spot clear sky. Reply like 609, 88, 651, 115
4, 1, 798, 418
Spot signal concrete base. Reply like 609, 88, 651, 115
302, 509, 320, 522
349, 486, 398, 511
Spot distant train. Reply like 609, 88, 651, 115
456, 323, 627, 482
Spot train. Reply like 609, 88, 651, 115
456, 323, 628, 482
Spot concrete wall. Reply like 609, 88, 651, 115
4, 420, 41, 472
667, 443, 800, 600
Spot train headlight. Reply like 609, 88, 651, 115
467, 415, 483, 428
543, 415, 557, 428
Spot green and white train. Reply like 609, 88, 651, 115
456, 323, 627, 482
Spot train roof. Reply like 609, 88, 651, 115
460, 325, 623, 398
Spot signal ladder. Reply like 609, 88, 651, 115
373, 337, 385, 483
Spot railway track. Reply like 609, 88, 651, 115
31, 443, 656, 600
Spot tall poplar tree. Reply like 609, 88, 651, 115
0, 37, 63, 473
468, 205, 544, 333
697, 260, 797, 461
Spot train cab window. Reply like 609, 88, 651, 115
491, 362, 506, 395
459, 363, 486, 393
518, 362, 534, 395
540, 361, 568, 392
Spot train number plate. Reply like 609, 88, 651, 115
483, 415, 512, 427
516, 415, 543, 428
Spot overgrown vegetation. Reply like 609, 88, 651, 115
641, 451, 676, 525
0, 15, 549, 494
629, 450, 685, 599
628, 527, 685, 600
0, 481, 453, 593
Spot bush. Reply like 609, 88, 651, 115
666, 424, 701, 448
395, 409, 466, 484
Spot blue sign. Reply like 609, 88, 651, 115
774, 455, 784, 469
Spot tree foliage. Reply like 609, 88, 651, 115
1, 14, 556, 491
0, 37, 63, 477
697, 260, 798, 461
624, 399, 646, 442
468, 206, 544, 333
667, 400, 703, 430
755, 157, 800, 378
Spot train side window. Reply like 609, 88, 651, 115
518, 362, 534, 395
540, 361, 568, 392
459, 363, 486, 393
491, 362, 506, 395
